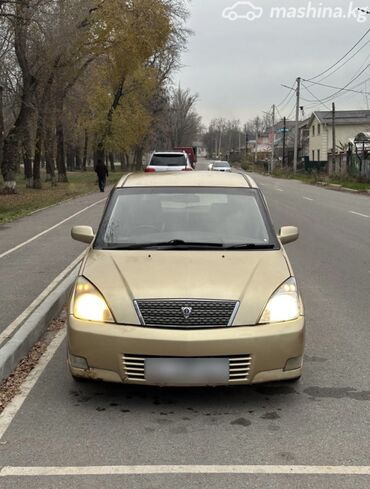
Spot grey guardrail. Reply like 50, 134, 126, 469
0, 268, 78, 383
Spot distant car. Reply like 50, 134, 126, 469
174, 147, 197, 169
209, 161, 231, 172
145, 152, 193, 173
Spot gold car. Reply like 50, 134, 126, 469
68, 171, 304, 386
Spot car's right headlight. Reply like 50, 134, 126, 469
71, 277, 114, 323
259, 277, 303, 324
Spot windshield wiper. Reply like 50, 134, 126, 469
105, 240, 225, 250
224, 243, 276, 250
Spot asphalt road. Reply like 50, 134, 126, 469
0, 188, 110, 335
1, 161, 370, 488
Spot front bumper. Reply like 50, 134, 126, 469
67, 316, 304, 386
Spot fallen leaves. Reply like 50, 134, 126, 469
0, 314, 66, 414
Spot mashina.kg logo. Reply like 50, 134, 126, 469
222, 1, 370, 23
222, 1, 263, 21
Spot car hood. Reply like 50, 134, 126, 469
82, 250, 291, 326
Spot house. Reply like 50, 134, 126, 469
298, 119, 310, 160
308, 110, 370, 163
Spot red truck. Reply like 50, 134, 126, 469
174, 147, 197, 169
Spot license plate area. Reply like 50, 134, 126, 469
145, 357, 229, 386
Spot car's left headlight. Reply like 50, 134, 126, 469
72, 277, 114, 323
259, 277, 303, 324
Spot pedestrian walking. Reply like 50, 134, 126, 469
95, 160, 109, 192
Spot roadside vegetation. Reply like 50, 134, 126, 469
0, 170, 122, 224
240, 161, 370, 192
0, 0, 201, 205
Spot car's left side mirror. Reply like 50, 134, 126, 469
71, 226, 95, 244
279, 226, 299, 245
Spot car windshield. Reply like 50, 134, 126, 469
150, 154, 187, 167
95, 188, 277, 249
213, 162, 230, 168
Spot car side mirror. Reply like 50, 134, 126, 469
279, 226, 299, 245
71, 226, 95, 244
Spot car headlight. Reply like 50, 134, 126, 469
72, 277, 114, 323
259, 277, 303, 324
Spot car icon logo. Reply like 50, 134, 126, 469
222, 1, 263, 21
181, 307, 193, 319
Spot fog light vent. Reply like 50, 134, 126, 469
284, 356, 303, 371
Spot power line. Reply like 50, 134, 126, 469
275, 105, 284, 121
306, 27, 370, 81
303, 77, 370, 110
308, 42, 369, 85
277, 80, 296, 108
302, 63, 370, 99
278, 86, 296, 114
286, 100, 296, 121
301, 82, 331, 110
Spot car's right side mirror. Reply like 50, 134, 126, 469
279, 226, 299, 245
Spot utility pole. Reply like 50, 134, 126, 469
293, 77, 301, 173
271, 104, 275, 173
255, 118, 259, 164
331, 102, 336, 176
282, 117, 286, 168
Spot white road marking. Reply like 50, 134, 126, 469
349, 211, 369, 218
0, 329, 66, 441
1, 465, 370, 477
303, 197, 314, 201
0, 252, 85, 345
276, 188, 284, 192
0, 198, 106, 260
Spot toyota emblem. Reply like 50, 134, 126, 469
181, 306, 193, 319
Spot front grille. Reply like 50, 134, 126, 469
122, 354, 252, 383
134, 300, 239, 328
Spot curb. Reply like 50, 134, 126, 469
0, 268, 78, 383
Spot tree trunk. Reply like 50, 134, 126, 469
66, 143, 75, 171
109, 152, 115, 172
1, 2, 37, 193
75, 145, 82, 170
56, 95, 68, 182
45, 123, 56, 186
97, 78, 125, 159
32, 111, 43, 188
82, 129, 88, 171
120, 152, 128, 171
22, 130, 33, 188
134, 145, 143, 171
0, 85, 4, 171
1, 130, 18, 193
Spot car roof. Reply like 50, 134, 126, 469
116, 171, 259, 189
152, 151, 186, 155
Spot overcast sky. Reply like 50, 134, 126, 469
175, 0, 370, 126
